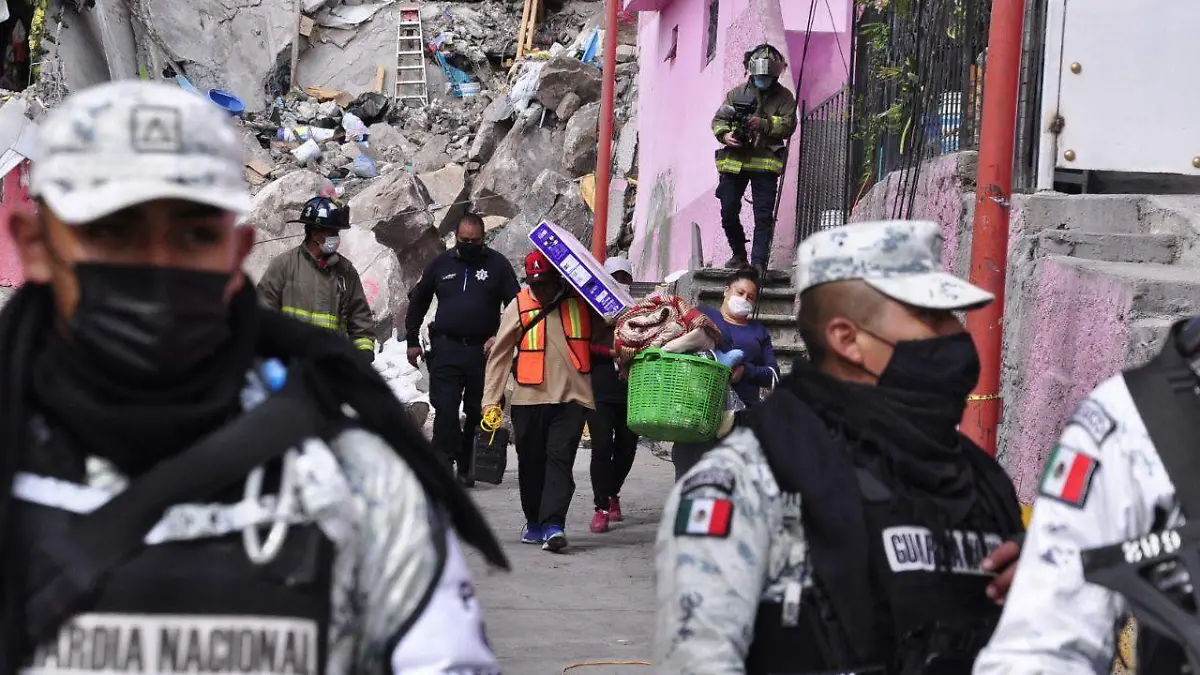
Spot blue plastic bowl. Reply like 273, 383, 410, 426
207, 89, 245, 117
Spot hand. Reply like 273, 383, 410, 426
484, 337, 496, 356
731, 364, 745, 384
747, 116, 765, 131
359, 349, 376, 364
982, 539, 1022, 605
721, 132, 742, 148
482, 403, 502, 420
406, 347, 422, 367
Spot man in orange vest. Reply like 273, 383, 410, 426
482, 250, 596, 553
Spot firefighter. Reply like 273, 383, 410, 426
257, 195, 377, 361
0, 80, 506, 674
712, 43, 797, 276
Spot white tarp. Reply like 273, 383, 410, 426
314, 1, 396, 29
0, 1, 9, 24
0, 97, 37, 180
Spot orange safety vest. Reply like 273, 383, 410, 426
515, 288, 592, 385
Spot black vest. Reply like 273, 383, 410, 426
744, 388, 1022, 675
15, 421, 334, 675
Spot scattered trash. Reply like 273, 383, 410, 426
350, 151, 378, 178
341, 112, 369, 142
348, 92, 391, 125
314, 1, 398, 30
434, 52, 479, 99
303, 86, 356, 108
208, 89, 245, 117
276, 126, 337, 143
174, 74, 204, 96
292, 139, 323, 164
508, 61, 546, 113
580, 29, 600, 63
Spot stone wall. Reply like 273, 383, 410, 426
850, 152, 1200, 501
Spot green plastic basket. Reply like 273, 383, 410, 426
626, 349, 732, 443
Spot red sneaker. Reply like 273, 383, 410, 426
589, 510, 610, 533
608, 496, 623, 522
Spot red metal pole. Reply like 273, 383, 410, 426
591, 0, 620, 263
962, 0, 1027, 456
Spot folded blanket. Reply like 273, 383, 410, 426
614, 295, 722, 371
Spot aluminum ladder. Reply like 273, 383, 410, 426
395, 5, 429, 104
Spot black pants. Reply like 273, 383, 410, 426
511, 402, 587, 527
586, 400, 638, 511
428, 335, 485, 474
717, 170, 779, 266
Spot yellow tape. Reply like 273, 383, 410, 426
481, 406, 504, 445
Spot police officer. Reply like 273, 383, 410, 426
257, 194, 377, 361
0, 81, 506, 674
712, 43, 797, 275
975, 317, 1200, 673
404, 213, 521, 483
655, 220, 1025, 674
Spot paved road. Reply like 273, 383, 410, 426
463, 442, 673, 675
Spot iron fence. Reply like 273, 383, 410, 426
795, 87, 852, 243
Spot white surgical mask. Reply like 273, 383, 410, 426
617, 282, 631, 294
727, 296, 754, 319
320, 235, 341, 255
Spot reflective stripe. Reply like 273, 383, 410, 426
353, 337, 375, 351
563, 299, 584, 339
281, 306, 342, 330
521, 308, 544, 351
717, 155, 784, 174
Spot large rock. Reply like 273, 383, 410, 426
562, 102, 600, 177
535, 57, 602, 112
349, 169, 443, 294
416, 164, 469, 235
296, 4, 401, 100
412, 134, 451, 173
368, 123, 409, 154
468, 118, 511, 165
490, 169, 592, 271
614, 113, 639, 178
555, 92, 583, 122
339, 225, 406, 338
144, 0, 296, 112
471, 120, 563, 218
243, 170, 334, 281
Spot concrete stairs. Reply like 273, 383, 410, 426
681, 267, 806, 375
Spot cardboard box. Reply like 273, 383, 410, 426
528, 220, 634, 322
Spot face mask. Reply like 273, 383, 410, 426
727, 295, 755, 319
875, 332, 981, 408
617, 282, 631, 294
457, 241, 484, 260
319, 235, 341, 255
69, 263, 233, 384
751, 75, 774, 90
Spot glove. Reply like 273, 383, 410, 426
748, 116, 766, 131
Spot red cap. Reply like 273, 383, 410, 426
525, 250, 553, 280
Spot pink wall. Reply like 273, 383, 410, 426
0, 163, 31, 288
629, 0, 852, 280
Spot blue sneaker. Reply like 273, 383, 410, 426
521, 523, 543, 545
542, 525, 567, 552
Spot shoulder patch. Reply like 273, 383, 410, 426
680, 467, 736, 496
674, 498, 734, 538
1040, 444, 1100, 508
1068, 398, 1117, 446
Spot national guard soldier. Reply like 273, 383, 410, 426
654, 220, 1025, 674
975, 316, 1200, 673
0, 80, 505, 674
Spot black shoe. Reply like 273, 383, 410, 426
725, 255, 749, 270
751, 262, 767, 279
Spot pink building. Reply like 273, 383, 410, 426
0, 162, 31, 292
624, 0, 852, 280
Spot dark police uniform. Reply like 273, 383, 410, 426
404, 248, 520, 472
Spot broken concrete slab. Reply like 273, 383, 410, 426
349, 169, 444, 291
297, 4, 400, 101
412, 134, 452, 173
243, 170, 335, 282
468, 117, 511, 165
416, 163, 469, 235
614, 112, 638, 178
535, 56, 602, 112
472, 122, 564, 218
562, 101, 600, 177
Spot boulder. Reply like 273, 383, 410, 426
535, 57, 602, 111
490, 169, 591, 271
616, 45, 637, 63
468, 118, 510, 165
412, 134, 451, 173
243, 170, 335, 281
483, 216, 508, 233
555, 92, 583, 123
349, 169, 443, 296
471, 121, 563, 218
481, 96, 515, 124
242, 131, 275, 168
614, 112, 639, 178
416, 163, 469, 235
562, 101, 600, 177
339, 225, 406, 337
368, 122, 409, 153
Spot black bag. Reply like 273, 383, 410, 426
472, 424, 509, 485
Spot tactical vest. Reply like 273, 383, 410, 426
14, 418, 334, 675
515, 289, 592, 385
744, 444, 1012, 675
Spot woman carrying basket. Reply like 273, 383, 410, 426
671, 269, 779, 480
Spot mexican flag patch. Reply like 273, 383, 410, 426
674, 498, 733, 538
1040, 444, 1100, 508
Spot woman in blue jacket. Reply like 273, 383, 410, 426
672, 269, 779, 479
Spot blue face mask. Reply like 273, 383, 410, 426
751, 75, 774, 90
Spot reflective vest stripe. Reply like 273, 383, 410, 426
353, 337, 375, 351
717, 154, 784, 174
515, 289, 592, 385
281, 306, 343, 331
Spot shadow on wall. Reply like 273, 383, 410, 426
636, 173, 675, 280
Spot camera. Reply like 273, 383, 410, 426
720, 90, 760, 146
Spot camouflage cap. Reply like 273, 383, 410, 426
795, 220, 993, 311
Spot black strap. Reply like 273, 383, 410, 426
1123, 323, 1200, 516
24, 392, 329, 643
518, 294, 567, 340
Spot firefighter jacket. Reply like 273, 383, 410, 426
258, 245, 376, 354
711, 81, 798, 175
